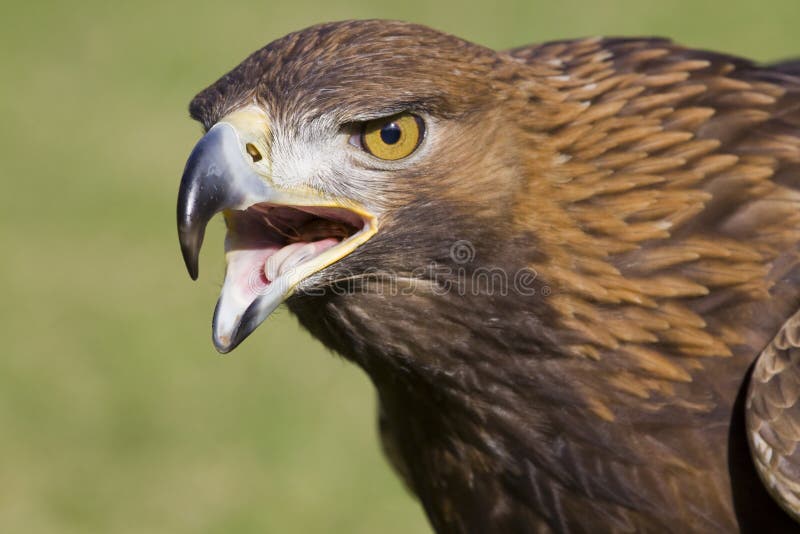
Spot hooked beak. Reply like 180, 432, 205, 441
177, 107, 377, 353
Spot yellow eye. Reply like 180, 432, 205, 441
361, 113, 424, 161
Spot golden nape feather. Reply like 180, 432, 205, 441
511, 36, 800, 407
178, 21, 800, 533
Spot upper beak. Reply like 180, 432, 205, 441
178, 121, 270, 280
177, 108, 377, 352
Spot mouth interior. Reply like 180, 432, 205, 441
213, 201, 370, 351
225, 203, 365, 297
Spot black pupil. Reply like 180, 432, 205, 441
380, 122, 402, 144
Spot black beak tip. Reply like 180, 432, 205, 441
178, 225, 202, 281
183, 251, 199, 281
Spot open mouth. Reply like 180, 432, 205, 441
177, 110, 379, 353
214, 203, 375, 351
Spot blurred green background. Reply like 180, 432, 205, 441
1, 0, 797, 532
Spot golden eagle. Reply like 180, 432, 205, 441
177, 20, 800, 532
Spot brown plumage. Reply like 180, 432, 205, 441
178, 20, 800, 532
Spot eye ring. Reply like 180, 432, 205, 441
359, 113, 424, 161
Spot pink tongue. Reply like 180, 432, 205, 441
307, 237, 340, 253
263, 238, 340, 282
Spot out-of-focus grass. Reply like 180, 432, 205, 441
0, 1, 797, 532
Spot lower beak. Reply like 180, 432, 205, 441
177, 112, 377, 352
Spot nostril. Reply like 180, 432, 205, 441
246, 143, 262, 162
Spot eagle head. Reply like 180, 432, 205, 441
179, 20, 552, 356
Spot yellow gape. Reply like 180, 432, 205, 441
362, 113, 424, 161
